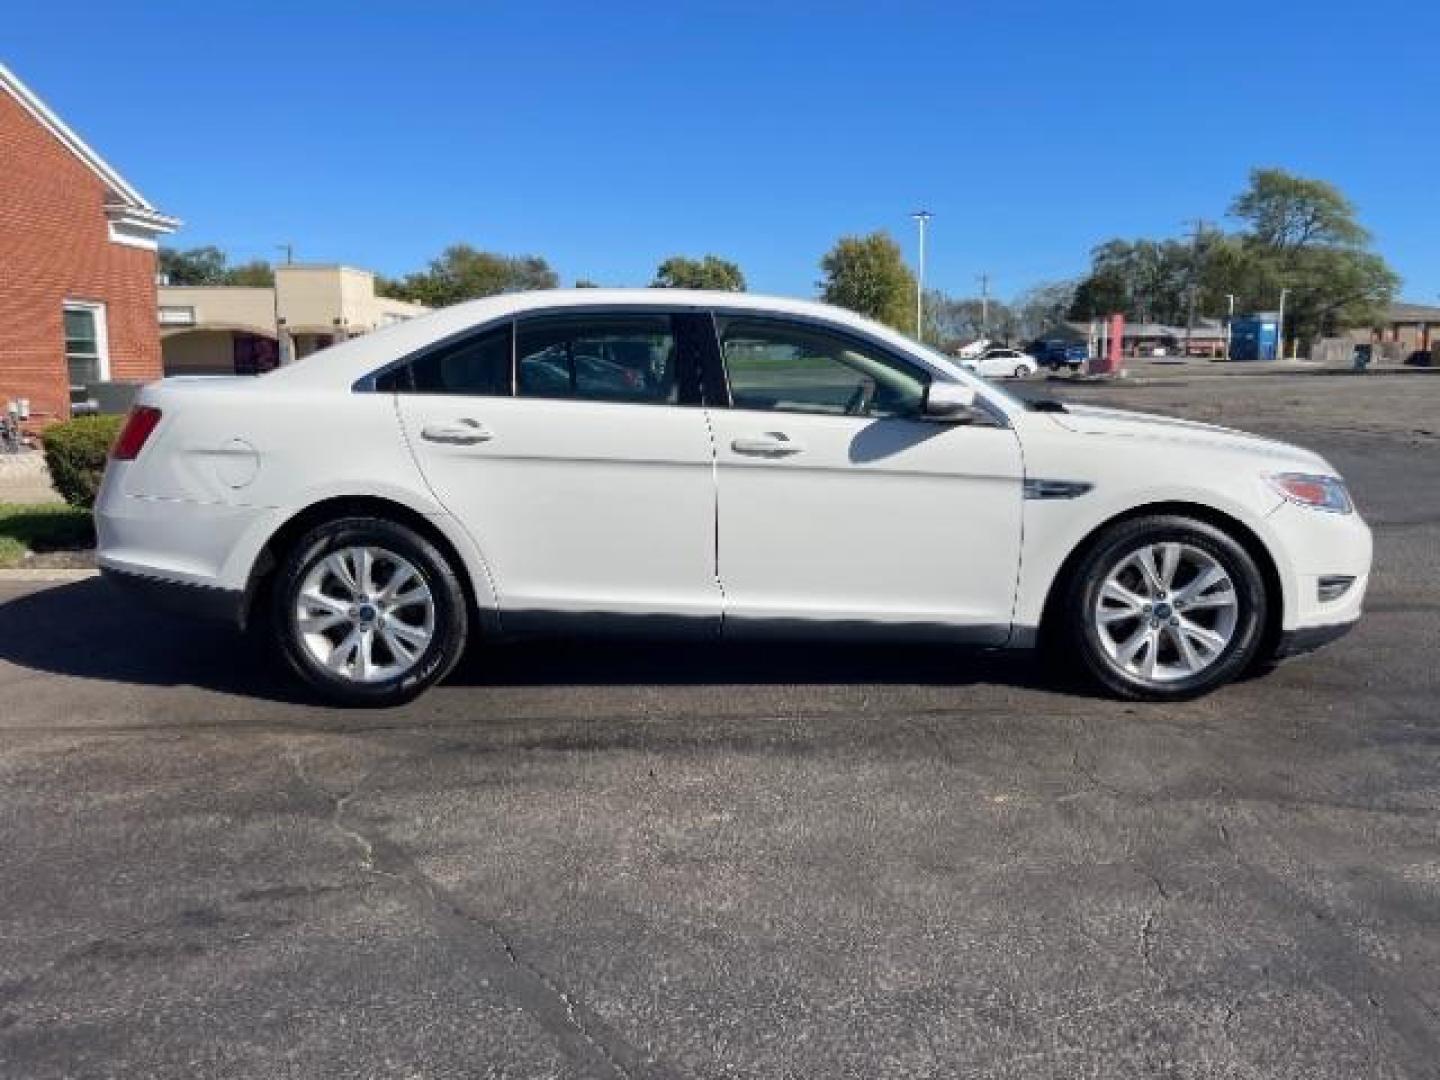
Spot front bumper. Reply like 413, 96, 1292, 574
1274, 617, 1360, 660
1265, 501, 1372, 631
101, 566, 247, 626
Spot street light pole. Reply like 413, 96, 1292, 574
273, 243, 294, 366
1277, 287, 1289, 362
1225, 293, 1235, 361
911, 210, 932, 341
977, 272, 991, 339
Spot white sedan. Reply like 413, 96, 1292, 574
96, 290, 1371, 706
961, 347, 1039, 379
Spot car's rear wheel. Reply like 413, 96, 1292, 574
273, 516, 468, 706
1013, 364, 1029, 378
1061, 515, 1267, 700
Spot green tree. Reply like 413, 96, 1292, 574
574, 278, 600, 288
382, 245, 559, 307
1014, 280, 1079, 340
158, 245, 228, 285
923, 291, 1014, 349
1068, 238, 1197, 324
1065, 169, 1397, 349
223, 260, 275, 286
159, 246, 276, 287
1229, 168, 1369, 252
651, 255, 746, 291
1194, 234, 1280, 320
1278, 247, 1397, 340
1067, 263, 1130, 322
1228, 168, 1396, 343
818, 232, 916, 333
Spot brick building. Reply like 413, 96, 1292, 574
0, 63, 177, 423
1374, 301, 1440, 360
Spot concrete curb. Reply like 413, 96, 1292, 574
0, 568, 99, 582
1048, 366, 1440, 386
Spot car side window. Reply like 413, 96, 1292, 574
516, 315, 677, 405
717, 318, 928, 419
378, 323, 513, 395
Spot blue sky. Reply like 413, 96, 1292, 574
9, 0, 1438, 303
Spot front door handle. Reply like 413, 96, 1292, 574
731, 432, 805, 458
421, 419, 494, 445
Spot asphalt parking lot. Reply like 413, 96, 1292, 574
2, 373, 1437, 1079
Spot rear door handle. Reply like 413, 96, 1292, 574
420, 419, 494, 445
731, 433, 805, 458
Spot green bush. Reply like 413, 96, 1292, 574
42, 415, 124, 509
0, 503, 96, 567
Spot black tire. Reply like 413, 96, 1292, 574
1059, 515, 1268, 701
1013, 364, 1029, 379
272, 516, 468, 706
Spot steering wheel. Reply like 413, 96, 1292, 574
845, 378, 877, 416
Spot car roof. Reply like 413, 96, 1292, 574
259, 288, 946, 389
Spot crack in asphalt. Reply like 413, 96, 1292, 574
1137, 910, 1159, 976
1068, 749, 1149, 805
1209, 811, 1440, 1072
280, 744, 660, 1080
1135, 868, 1173, 984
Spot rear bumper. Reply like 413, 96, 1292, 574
1274, 618, 1359, 660
101, 566, 246, 627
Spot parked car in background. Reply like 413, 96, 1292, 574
961, 348, 1038, 379
97, 290, 1371, 707
1031, 341, 1090, 371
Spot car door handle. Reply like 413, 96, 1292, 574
420, 419, 494, 445
731, 433, 805, 457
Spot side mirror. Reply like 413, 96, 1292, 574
923, 381, 977, 422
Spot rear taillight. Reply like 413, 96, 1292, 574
111, 406, 163, 461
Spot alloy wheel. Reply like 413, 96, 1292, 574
1093, 541, 1239, 684
293, 546, 435, 683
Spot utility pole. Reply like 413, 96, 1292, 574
1277, 287, 1289, 361
277, 242, 294, 265
911, 210, 932, 341
1182, 219, 1209, 360
977, 272, 991, 339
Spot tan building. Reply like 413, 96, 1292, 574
158, 264, 428, 376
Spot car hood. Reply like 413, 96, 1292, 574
1047, 403, 1334, 471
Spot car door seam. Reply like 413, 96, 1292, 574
702, 402, 726, 640
390, 391, 504, 627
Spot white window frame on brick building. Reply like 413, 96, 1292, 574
63, 299, 111, 389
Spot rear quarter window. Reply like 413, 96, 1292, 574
377, 323, 514, 395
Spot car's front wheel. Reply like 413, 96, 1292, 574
273, 516, 468, 706
1061, 515, 1268, 700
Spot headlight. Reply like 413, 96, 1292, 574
1268, 472, 1353, 514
